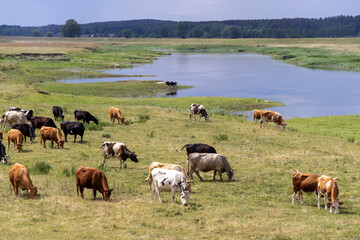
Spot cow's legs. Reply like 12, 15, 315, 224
213, 170, 217, 180
13, 182, 18, 196
317, 193, 321, 209
64, 133, 68, 142
43, 139, 47, 148
7, 139, 10, 151
102, 157, 107, 168
171, 188, 176, 203
93, 189, 97, 200
73, 134, 77, 143
51, 140, 54, 148
299, 190, 304, 204
195, 171, 203, 181
218, 171, 223, 181
292, 191, 296, 205
324, 196, 328, 210
189, 169, 194, 180
80, 134, 83, 142
79, 186, 85, 198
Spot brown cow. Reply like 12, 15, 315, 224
317, 175, 343, 214
292, 169, 320, 205
9, 163, 37, 198
7, 129, 24, 152
253, 109, 269, 122
40, 126, 65, 149
143, 162, 193, 191
109, 107, 125, 124
75, 166, 113, 201
260, 110, 287, 130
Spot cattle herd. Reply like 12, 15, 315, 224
0, 104, 343, 214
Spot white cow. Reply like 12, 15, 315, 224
1, 111, 30, 130
151, 168, 190, 206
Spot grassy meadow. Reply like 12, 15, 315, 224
0, 37, 360, 239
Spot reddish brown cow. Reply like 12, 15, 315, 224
292, 169, 320, 205
7, 129, 24, 152
317, 175, 343, 214
9, 163, 37, 198
109, 107, 125, 124
40, 126, 65, 149
260, 110, 287, 130
75, 166, 113, 201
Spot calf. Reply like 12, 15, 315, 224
260, 111, 287, 130
253, 109, 269, 122
292, 169, 320, 205
100, 141, 138, 168
143, 162, 193, 191
109, 107, 125, 124
151, 168, 190, 206
188, 153, 235, 181
317, 175, 343, 214
60, 121, 85, 142
30, 116, 57, 130
74, 110, 98, 125
52, 106, 64, 121
12, 123, 35, 143
190, 104, 209, 122
40, 126, 65, 149
9, 163, 37, 198
0, 141, 9, 164
75, 166, 113, 201
7, 129, 24, 152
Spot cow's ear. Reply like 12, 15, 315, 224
339, 201, 344, 205
110, 188, 114, 192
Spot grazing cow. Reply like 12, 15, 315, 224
151, 168, 190, 206
8, 108, 33, 120
30, 116, 57, 130
60, 121, 85, 142
40, 126, 65, 149
253, 109, 269, 122
143, 162, 193, 191
190, 104, 209, 122
317, 175, 343, 214
260, 110, 287, 130
100, 141, 138, 168
0, 141, 9, 164
292, 169, 320, 205
1, 111, 30, 130
52, 106, 64, 121
7, 129, 24, 152
75, 166, 113, 201
177, 143, 217, 157
188, 153, 235, 181
74, 110, 98, 125
11, 123, 35, 143
165, 81, 177, 87
9, 163, 37, 198
109, 107, 125, 124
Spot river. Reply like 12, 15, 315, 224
59, 52, 360, 118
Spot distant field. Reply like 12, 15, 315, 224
1, 37, 360, 239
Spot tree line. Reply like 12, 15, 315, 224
1, 15, 360, 38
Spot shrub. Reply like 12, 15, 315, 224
32, 161, 51, 175
213, 133, 228, 141
138, 114, 150, 123
124, 119, 133, 125
63, 166, 76, 177
347, 136, 355, 143
102, 133, 111, 138
147, 131, 155, 138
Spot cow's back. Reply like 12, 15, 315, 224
9, 163, 30, 187
76, 167, 95, 188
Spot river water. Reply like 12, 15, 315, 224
59, 52, 360, 118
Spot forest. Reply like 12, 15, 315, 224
1, 15, 360, 38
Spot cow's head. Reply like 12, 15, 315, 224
281, 123, 287, 131
228, 169, 235, 181
2, 155, 9, 164
327, 200, 343, 214
59, 140, 65, 149
205, 115, 210, 122
102, 188, 113, 201
180, 191, 190, 206
28, 186, 37, 199
120, 117, 125, 124
93, 118, 99, 125
16, 144, 23, 152
129, 152, 138, 163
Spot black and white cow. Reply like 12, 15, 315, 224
52, 106, 64, 121
74, 110, 98, 125
11, 123, 36, 143
190, 104, 209, 121
100, 141, 138, 168
60, 121, 85, 142
0, 141, 9, 164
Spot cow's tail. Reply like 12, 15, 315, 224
176, 144, 187, 153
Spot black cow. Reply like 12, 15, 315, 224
74, 110, 98, 125
165, 81, 177, 87
177, 143, 217, 157
0, 141, 9, 164
60, 121, 85, 142
11, 123, 35, 143
52, 106, 64, 121
30, 116, 57, 130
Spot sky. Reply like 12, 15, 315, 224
1, 0, 360, 26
